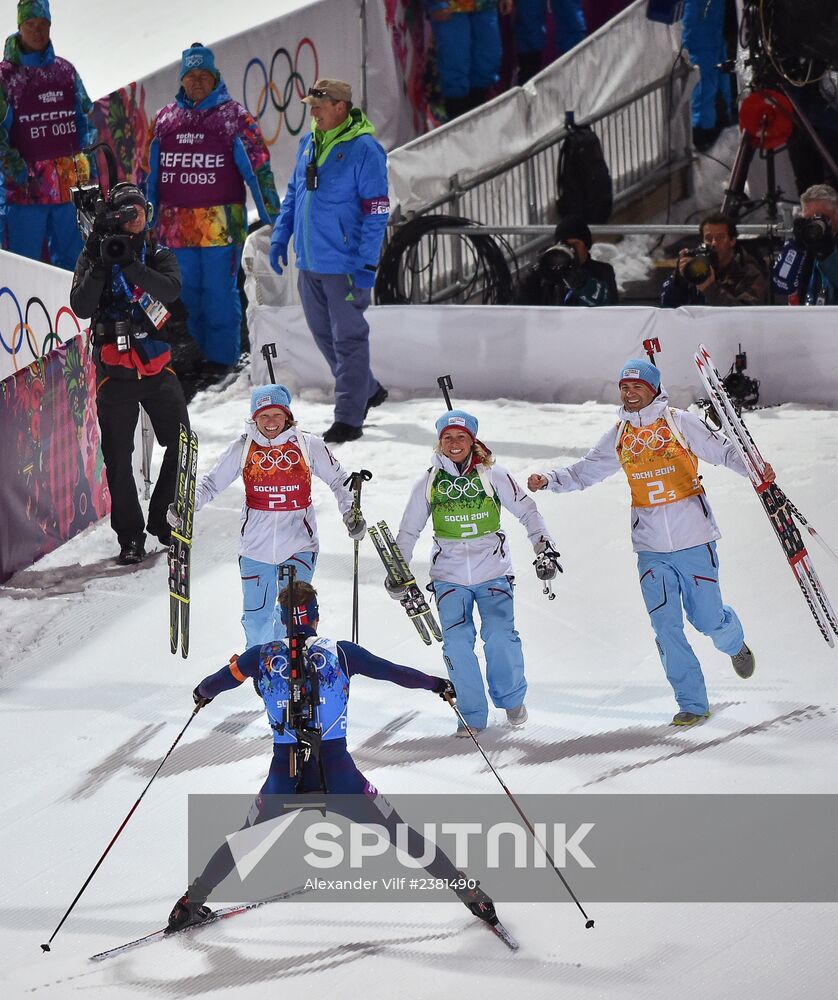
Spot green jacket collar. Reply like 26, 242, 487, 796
312, 107, 375, 167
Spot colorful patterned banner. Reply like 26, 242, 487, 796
0, 335, 109, 584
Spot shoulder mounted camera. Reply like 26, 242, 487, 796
71, 143, 151, 266
537, 242, 580, 283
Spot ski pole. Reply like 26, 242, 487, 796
41, 703, 205, 952
261, 342, 277, 383
443, 694, 594, 929
344, 470, 372, 643
437, 374, 454, 410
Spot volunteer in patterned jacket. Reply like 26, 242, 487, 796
0, 0, 94, 269
528, 359, 775, 727
146, 43, 279, 373
169, 384, 364, 646
393, 410, 559, 736
269, 78, 389, 445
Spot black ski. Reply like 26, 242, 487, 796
168, 425, 198, 657
368, 520, 442, 645
89, 884, 311, 962
695, 345, 838, 646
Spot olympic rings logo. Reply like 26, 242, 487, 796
621, 426, 673, 456
243, 39, 319, 145
253, 447, 302, 472
267, 650, 327, 680
0, 286, 81, 370
437, 476, 482, 500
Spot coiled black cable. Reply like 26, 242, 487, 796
375, 213, 517, 305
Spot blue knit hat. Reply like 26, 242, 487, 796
251, 384, 293, 419
18, 0, 51, 26
180, 43, 218, 80
619, 358, 661, 394
279, 593, 320, 628
435, 409, 478, 440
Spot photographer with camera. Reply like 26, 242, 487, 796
517, 215, 618, 306
773, 184, 838, 306
70, 181, 189, 566
661, 212, 768, 308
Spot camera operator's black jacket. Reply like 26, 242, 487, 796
71, 235, 182, 380
516, 256, 619, 306
661, 245, 767, 307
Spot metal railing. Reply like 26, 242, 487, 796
388, 61, 695, 304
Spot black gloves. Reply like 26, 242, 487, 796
193, 685, 212, 708
433, 678, 456, 701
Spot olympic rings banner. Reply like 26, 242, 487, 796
90, 0, 420, 196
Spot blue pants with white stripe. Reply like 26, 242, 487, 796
433, 576, 527, 729
637, 542, 744, 715
239, 551, 317, 646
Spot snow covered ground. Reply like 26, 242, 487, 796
3, 377, 838, 998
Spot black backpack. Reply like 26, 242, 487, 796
556, 123, 613, 224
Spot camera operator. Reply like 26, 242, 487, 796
772, 184, 838, 306
661, 212, 768, 307
517, 215, 618, 306
70, 182, 189, 565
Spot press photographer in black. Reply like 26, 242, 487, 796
773, 184, 838, 306
661, 212, 767, 307
70, 182, 189, 565
516, 215, 618, 306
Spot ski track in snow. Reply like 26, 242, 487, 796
4, 381, 838, 999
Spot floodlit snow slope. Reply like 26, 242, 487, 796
3, 380, 838, 999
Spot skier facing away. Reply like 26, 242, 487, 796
168, 384, 365, 645
167, 582, 499, 931
528, 358, 774, 726
393, 410, 559, 736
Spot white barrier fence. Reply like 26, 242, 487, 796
248, 304, 838, 410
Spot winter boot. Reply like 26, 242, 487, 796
364, 384, 389, 417
117, 536, 146, 566
506, 704, 528, 728
671, 710, 711, 727
455, 724, 485, 738
731, 643, 755, 679
323, 421, 363, 444
454, 873, 498, 925
167, 878, 213, 932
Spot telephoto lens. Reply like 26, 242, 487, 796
538, 242, 578, 283
682, 244, 717, 284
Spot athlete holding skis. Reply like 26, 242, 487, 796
168, 384, 364, 645
394, 410, 559, 736
168, 582, 504, 937
528, 358, 774, 727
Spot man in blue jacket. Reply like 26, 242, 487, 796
270, 79, 390, 444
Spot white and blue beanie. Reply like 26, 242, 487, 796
618, 358, 661, 394
180, 43, 218, 80
435, 409, 478, 440
251, 384, 293, 419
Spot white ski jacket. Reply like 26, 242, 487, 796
396, 453, 554, 586
194, 423, 353, 564
536, 389, 749, 554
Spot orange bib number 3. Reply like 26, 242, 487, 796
617, 417, 703, 508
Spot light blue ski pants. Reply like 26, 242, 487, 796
637, 542, 744, 715
433, 576, 527, 729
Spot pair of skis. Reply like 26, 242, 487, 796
89, 883, 518, 961
168, 425, 198, 657
694, 345, 838, 646
368, 521, 443, 646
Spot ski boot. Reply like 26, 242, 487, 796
167, 877, 212, 932
454, 873, 498, 925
